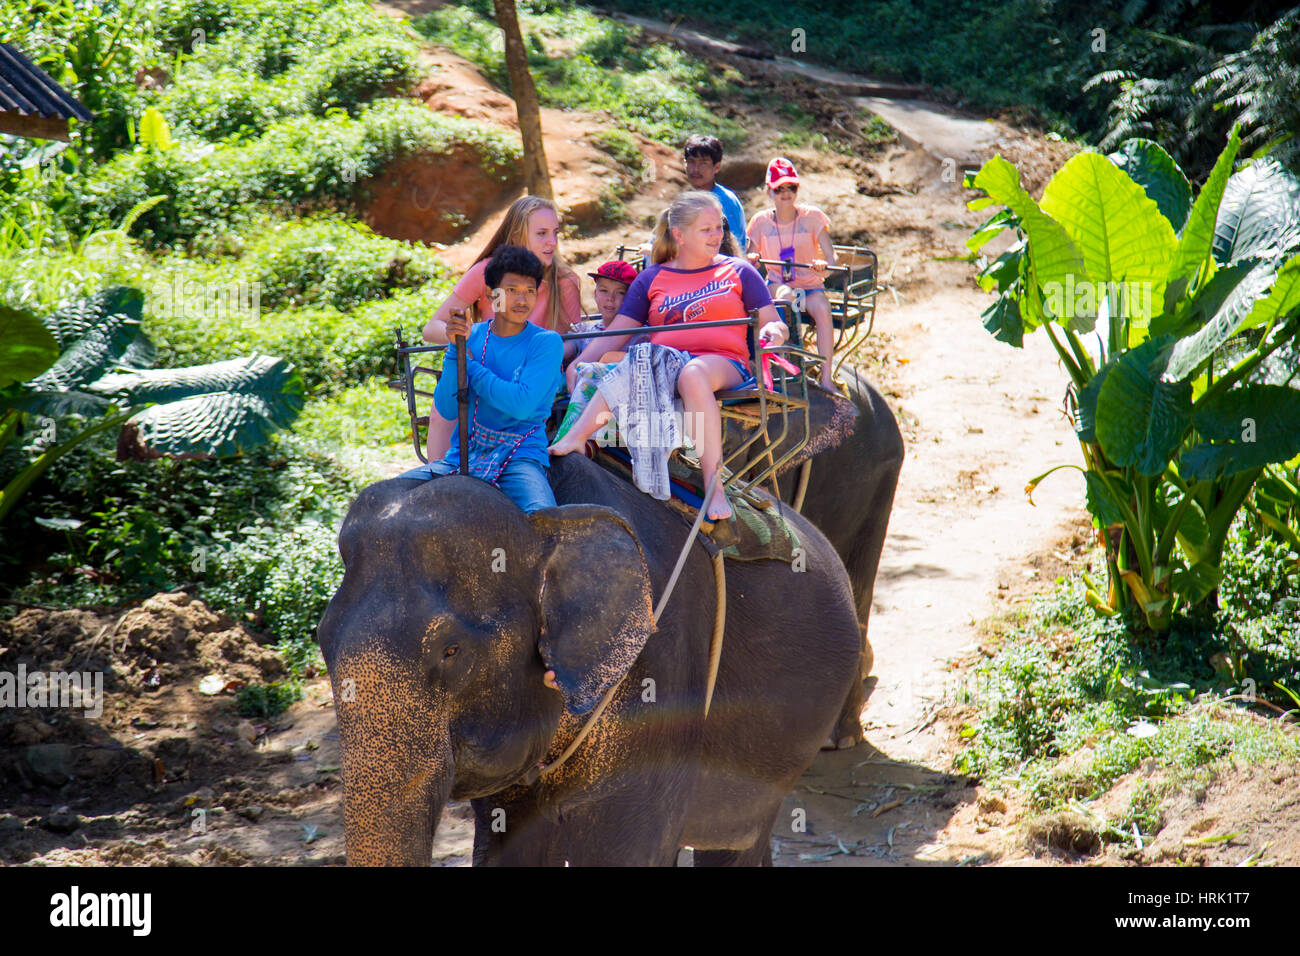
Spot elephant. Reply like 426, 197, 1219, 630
722, 362, 904, 748
316, 451, 861, 866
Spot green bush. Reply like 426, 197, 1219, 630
2, 436, 359, 609
203, 515, 344, 676
74, 101, 519, 247
415, 4, 508, 88
415, 3, 743, 146
296, 36, 419, 116
292, 377, 413, 457
590, 129, 646, 177
954, 524, 1300, 801
154, 0, 394, 77
159, 70, 294, 140
194, 216, 447, 312
148, 268, 451, 393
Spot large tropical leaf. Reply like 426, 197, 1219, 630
89, 355, 306, 459
1108, 138, 1192, 233
1166, 258, 1279, 380
1244, 339, 1300, 387
1095, 336, 1193, 476
1169, 489, 1209, 554
1165, 126, 1241, 309
1213, 158, 1300, 266
1040, 153, 1177, 332
1182, 384, 1300, 480
1085, 468, 1130, 528
39, 287, 143, 351
1154, 259, 1256, 339
6, 390, 113, 419
975, 240, 1024, 294
30, 288, 144, 392
0, 306, 59, 390
981, 294, 1024, 347
1240, 252, 1300, 332
967, 207, 1019, 254
120, 332, 158, 370
971, 157, 1086, 320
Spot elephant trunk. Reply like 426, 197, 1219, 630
330, 650, 454, 866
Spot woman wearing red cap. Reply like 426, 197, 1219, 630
746, 157, 838, 390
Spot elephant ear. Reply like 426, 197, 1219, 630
530, 504, 655, 715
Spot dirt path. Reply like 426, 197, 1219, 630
608, 10, 1000, 166
775, 280, 1087, 866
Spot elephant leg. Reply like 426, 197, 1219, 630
693, 843, 773, 866
474, 789, 686, 866
471, 790, 564, 866
556, 802, 686, 866
829, 665, 867, 750
692, 812, 778, 867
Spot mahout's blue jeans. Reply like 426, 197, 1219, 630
398, 457, 556, 514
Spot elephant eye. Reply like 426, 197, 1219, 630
442, 644, 459, 661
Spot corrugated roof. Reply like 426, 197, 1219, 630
0, 42, 93, 122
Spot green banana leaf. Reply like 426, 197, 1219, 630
1181, 384, 1300, 480
971, 157, 1086, 321
981, 294, 1024, 347
6, 389, 112, 419
967, 207, 1018, 254
1084, 468, 1130, 528
1095, 336, 1193, 476
89, 355, 306, 459
1154, 259, 1256, 339
1074, 360, 1113, 443
1240, 252, 1300, 332
31, 287, 143, 392
1108, 138, 1192, 234
1167, 253, 1300, 381
1212, 158, 1300, 267
0, 306, 59, 390
1039, 152, 1176, 335
1165, 126, 1240, 309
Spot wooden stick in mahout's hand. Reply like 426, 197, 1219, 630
451, 309, 469, 476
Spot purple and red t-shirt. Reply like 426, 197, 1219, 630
617, 257, 772, 364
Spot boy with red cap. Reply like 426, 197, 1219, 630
747, 156, 838, 389
561, 259, 639, 365
589, 259, 638, 326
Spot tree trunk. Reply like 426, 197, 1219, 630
492, 0, 552, 199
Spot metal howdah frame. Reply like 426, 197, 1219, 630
390, 314, 820, 500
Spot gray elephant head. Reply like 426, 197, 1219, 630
317, 475, 655, 866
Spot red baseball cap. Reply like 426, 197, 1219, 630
766, 157, 799, 190
587, 260, 638, 286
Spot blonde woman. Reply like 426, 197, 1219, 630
421, 196, 581, 461
746, 157, 837, 389
550, 191, 788, 521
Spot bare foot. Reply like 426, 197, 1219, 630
547, 435, 586, 457
543, 669, 559, 690
705, 490, 733, 522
